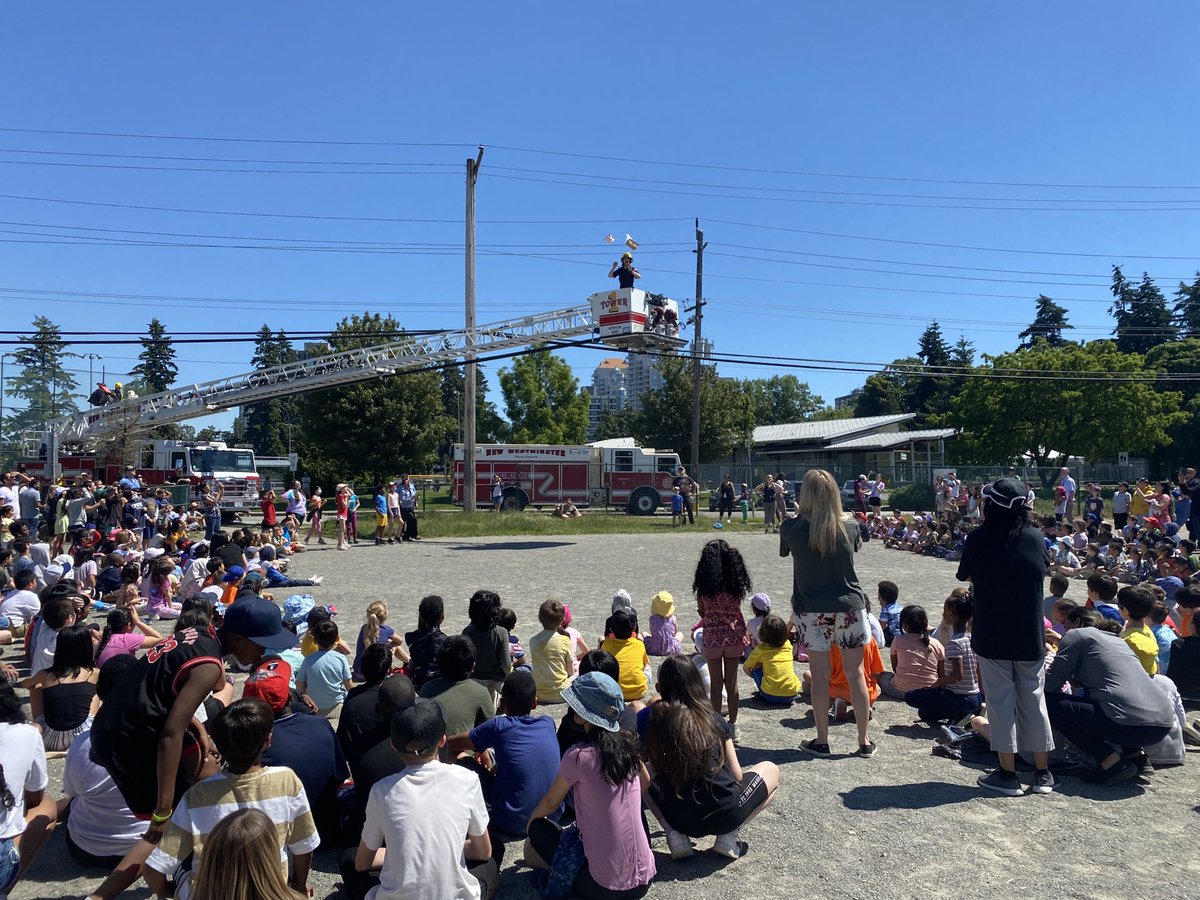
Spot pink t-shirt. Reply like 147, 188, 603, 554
558, 745, 655, 892
95, 631, 147, 667
890, 633, 945, 693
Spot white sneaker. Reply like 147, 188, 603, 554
312, 576, 323, 585
731, 722, 742, 744
665, 828, 694, 860
711, 830, 746, 859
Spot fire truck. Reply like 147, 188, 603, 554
20, 440, 260, 518
452, 439, 681, 515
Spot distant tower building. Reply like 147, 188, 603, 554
835, 388, 864, 410
623, 351, 665, 412
587, 358, 627, 440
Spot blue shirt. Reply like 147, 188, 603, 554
879, 602, 902, 637
297, 649, 352, 710
1095, 602, 1125, 626
671, 494, 683, 514
468, 714, 560, 834
374, 493, 387, 516
399, 484, 417, 509
261, 711, 348, 834
1151, 623, 1175, 675
354, 623, 395, 678
1156, 576, 1184, 608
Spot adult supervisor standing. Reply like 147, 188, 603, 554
781, 469, 875, 758
673, 466, 696, 526
956, 477, 1055, 796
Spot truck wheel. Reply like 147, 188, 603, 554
501, 488, 527, 512
626, 488, 660, 516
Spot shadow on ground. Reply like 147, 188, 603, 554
840, 781, 978, 810
450, 541, 577, 551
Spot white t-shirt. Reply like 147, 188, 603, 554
63, 732, 145, 857
0, 589, 41, 628
1146, 675, 1186, 767
0, 484, 18, 511
0, 722, 48, 839
363, 760, 489, 900
30, 622, 58, 674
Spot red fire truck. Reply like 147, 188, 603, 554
452, 440, 681, 515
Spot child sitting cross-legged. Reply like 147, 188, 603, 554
742, 614, 801, 705
876, 605, 945, 702
352, 699, 501, 900
144, 697, 320, 899
903, 592, 982, 725
528, 599, 574, 704
445, 670, 560, 838
644, 591, 683, 657
601, 608, 650, 708
297, 619, 354, 723
1118, 584, 1161, 675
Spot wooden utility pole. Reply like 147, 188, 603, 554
463, 146, 484, 513
690, 220, 707, 479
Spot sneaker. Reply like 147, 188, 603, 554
856, 741, 878, 758
830, 699, 848, 721
731, 723, 742, 745
665, 829, 694, 860
800, 739, 832, 758
1029, 770, 1057, 795
311, 576, 323, 585
940, 725, 974, 745
1182, 721, 1200, 747
1082, 759, 1137, 785
1125, 751, 1152, 775
710, 831, 746, 859
978, 768, 1024, 797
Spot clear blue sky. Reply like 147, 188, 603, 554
2, 2, 1198, 430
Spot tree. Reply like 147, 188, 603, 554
745, 375, 822, 427
853, 356, 923, 418
909, 320, 955, 424
949, 341, 1185, 467
296, 313, 452, 488
1109, 267, 1175, 355
626, 356, 753, 463
950, 335, 976, 369
1173, 273, 1200, 338
438, 365, 507, 461
810, 405, 854, 421
498, 347, 590, 444
1144, 338, 1200, 471
129, 318, 178, 394
239, 326, 297, 457
1017, 295, 1074, 349
4, 316, 79, 442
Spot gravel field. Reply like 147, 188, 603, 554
10, 527, 1197, 900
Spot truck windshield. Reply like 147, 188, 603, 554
189, 449, 256, 473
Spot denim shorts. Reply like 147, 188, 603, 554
0, 835, 20, 893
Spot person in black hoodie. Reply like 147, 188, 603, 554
405, 594, 447, 690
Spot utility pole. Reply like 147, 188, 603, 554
463, 146, 485, 513
689, 220, 707, 479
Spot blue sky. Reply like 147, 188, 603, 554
2, 2, 1198, 430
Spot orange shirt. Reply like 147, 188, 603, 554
1182, 607, 1195, 638
828, 639, 885, 703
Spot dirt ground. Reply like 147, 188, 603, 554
9, 529, 1198, 900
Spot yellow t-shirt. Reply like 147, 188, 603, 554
300, 632, 318, 657
600, 635, 649, 701
744, 641, 801, 698
529, 629, 574, 702
1121, 624, 1159, 675
1129, 487, 1152, 517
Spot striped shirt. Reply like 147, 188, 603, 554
945, 632, 980, 696
146, 766, 319, 882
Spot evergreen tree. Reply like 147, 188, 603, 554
1110, 266, 1176, 355
240, 326, 297, 457
911, 321, 954, 425
129, 318, 178, 394
4, 316, 78, 441
1173, 273, 1200, 338
498, 347, 590, 444
950, 335, 976, 368
1017, 295, 1073, 349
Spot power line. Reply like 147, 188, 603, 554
0, 159, 462, 176
0, 147, 455, 167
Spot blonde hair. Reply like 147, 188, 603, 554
364, 600, 388, 647
794, 469, 851, 557
189, 808, 304, 900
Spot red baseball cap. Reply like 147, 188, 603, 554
243, 659, 292, 713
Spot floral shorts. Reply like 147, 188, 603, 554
793, 609, 869, 652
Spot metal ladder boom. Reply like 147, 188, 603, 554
49, 306, 595, 444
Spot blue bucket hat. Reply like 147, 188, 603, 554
561, 672, 625, 733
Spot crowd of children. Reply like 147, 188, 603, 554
1, 474, 1198, 899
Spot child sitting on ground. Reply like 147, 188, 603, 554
529, 599, 574, 704
297, 619, 354, 721
604, 589, 640, 642
498, 608, 530, 672
1044, 573, 1069, 620
743, 592, 771, 653
1167, 584, 1200, 698
1087, 572, 1124, 625
904, 592, 981, 725
877, 581, 902, 646
144, 698, 319, 899
742, 613, 801, 705
877, 605, 945, 701
645, 590, 683, 656
601, 608, 650, 706
353, 601, 409, 680
405, 594, 447, 690
561, 604, 588, 676
1150, 600, 1176, 675
1118, 585, 1160, 675
302, 606, 352, 657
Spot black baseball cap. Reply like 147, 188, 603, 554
391, 698, 446, 756
219, 596, 297, 651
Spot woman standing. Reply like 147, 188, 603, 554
757, 475, 778, 535
956, 476, 1055, 796
200, 480, 223, 542
868, 474, 885, 514
398, 475, 420, 542
780, 469, 875, 758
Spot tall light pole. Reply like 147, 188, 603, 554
463, 145, 484, 513
82, 353, 103, 393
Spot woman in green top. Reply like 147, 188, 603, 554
780, 469, 875, 759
